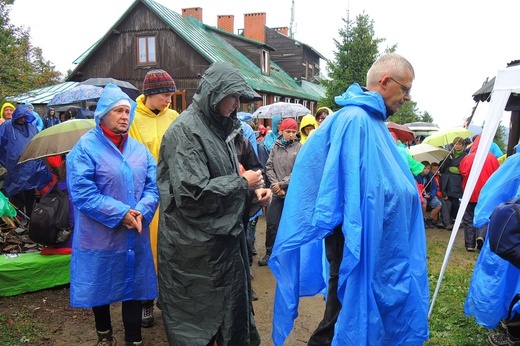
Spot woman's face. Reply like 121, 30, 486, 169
282, 129, 297, 141
218, 93, 240, 117
101, 105, 131, 134
2, 107, 14, 120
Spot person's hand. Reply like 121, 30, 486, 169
255, 188, 272, 207
271, 182, 281, 194
122, 209, 143, 233
277, 189, 286, 196
243, 170, 264, 191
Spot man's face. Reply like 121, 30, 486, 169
382, 71, 413, 115
15, 116, 27, 125
218, 93, 240, 117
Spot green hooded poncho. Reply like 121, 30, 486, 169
157, 61, 261, 346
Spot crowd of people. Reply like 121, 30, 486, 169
0, 53, 518, 345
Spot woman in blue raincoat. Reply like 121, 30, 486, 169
66, 84, 159, 346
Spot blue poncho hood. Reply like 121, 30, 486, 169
12, 104, 35, 123
94, 83, 137, 127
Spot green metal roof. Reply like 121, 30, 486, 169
72, 0, 323, 101
6, 82, 80, 105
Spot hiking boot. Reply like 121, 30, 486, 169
477, 236, 484, 250
96, 329, 116, 346
426, 219, 435, 228
445, 224, 454, 231
141, 300, 154, 328
466, 247, 476, 252
488, 330, 520, 345
258, 254, 270, 266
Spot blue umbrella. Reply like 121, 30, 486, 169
47, 85, 103, 107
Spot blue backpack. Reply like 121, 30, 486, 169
488, 196, 520, 268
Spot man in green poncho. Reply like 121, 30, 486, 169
157, 61, 272, 346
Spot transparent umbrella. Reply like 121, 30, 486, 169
252, 102, 311, 119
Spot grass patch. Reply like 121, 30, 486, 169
425, 234, 496, 345
0, 310, 46, 345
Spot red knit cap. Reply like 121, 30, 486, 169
143, 69, 176, 95
280, 118, 298, 131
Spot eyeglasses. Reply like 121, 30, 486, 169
389, 77, 412, 96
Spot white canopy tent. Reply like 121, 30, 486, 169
429, 64, 520, 317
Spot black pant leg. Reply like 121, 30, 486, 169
122, 300, 142, 342
264, 196, 284, 255
308, 225, 344, 346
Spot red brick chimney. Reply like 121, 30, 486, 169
217, 15, 234, 34
182, 7, 203, 22
273, 27, 289, 36
244, 12, 266, 42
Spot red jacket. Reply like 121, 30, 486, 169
459, 136, 500, 202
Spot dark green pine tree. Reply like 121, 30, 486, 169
320, 11, 385, 111
0, 0, 61, 104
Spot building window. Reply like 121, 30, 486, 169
262, 94, 267, 105
294, 99, 300, 104
274, 95, 281, 103
303, 100, 308, 109
261, 49, 270, 75
137, 36, 157, 65
284, 97, 291, 103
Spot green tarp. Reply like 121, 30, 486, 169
0, 253, 70, 296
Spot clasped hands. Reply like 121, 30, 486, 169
243, 169, 272, 207
122, 209, 143, 233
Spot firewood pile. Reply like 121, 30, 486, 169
0, 216, 42, 254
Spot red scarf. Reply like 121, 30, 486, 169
100, 123, 128, 153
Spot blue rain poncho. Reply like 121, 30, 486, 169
464, 153, 520, 328
0, 105, 51, 196
66, 84, 159, 308
269, 83, 429, 345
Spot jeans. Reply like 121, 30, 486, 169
308, 225, 344, 346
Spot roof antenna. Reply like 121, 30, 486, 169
289, 0, 295, 39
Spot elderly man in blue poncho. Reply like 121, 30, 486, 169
67, 84, 159, 346
269, 53, 429, 345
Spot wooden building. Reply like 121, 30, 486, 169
67, 0, 326, 116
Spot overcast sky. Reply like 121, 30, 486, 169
8, 0, 520, 129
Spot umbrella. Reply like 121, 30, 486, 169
47, 85, 103, 107
386, 122, 414, 143
18, 119, 96, 164
80, 78, 139, 100
422, 127, 473, 147
408, 143, 449, 163
252, 102, 311, 119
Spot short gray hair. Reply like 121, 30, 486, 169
366, 53, 414, 87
